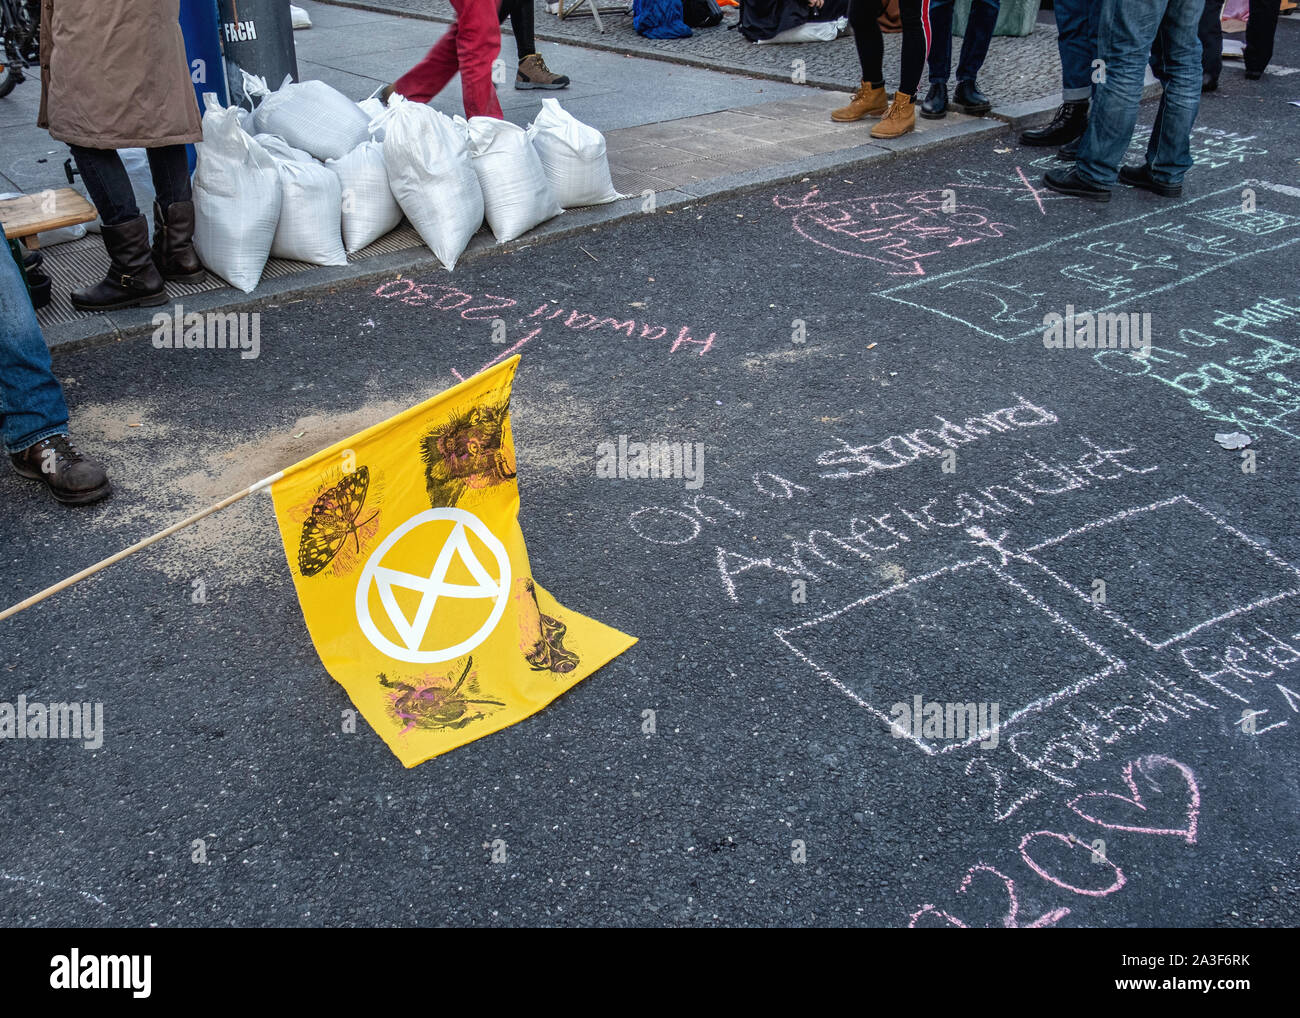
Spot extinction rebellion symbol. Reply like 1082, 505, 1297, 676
355, 508, 511, 663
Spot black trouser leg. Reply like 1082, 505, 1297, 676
500, 0, 535, 62
68, 146, 139, 227
1244, 0, 1281, 73
897, 0, 933, 96
849, 0, 887, 85
145, 145, 193, 212
1199, 0, 1224, 79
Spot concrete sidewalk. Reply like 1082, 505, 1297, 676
9, 0, 1085, 352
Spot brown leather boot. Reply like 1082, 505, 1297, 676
515, 53, 569, 90
151, 200, 206, 283
9, 433, 111, 506
871, 92, 916, 139
831, 82, 888, 122
71, 215, 166, 312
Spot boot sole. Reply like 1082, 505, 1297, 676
1043, 178, 1111, 202
11, 466, 113, 506
163, 269, 208, 284
515, 81, 569, 90
70, 290, 168, 313
871, 125, 916, 140
919, 109, 947, 120
1119, 174, 1182, 198
831, 110, 887, 122
952, 103, 991, 116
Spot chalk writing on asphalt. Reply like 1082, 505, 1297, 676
772, 187, 1013, 275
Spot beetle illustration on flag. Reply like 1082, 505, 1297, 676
270, 356, 636, 766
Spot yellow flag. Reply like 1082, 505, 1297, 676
270, 356, 636, 767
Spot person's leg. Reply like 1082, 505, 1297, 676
832, 0, 890, 120
144, 144, 193, 211
146, 145, 205, 283
1143, 0, 1202, 184
67, 146, 164, 311
68, 146, 138, 227
1075, 0, 1162, 188
927, 0, 955, 84
1244, 0, 1281, 75
393, 22, 463, 103
1022, 0, 1100, 144
0, 243, 68, 456
851, 0, 887, 86
506, 0, 569, 88
955, 0, 1001, 82
1057, 0, 1100, 101
454, 0, 504, 118
896, 0, 932, 97
1200, 0, 1224, 82
505, 0, 533, 61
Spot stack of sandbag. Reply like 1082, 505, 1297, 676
192, 93, 282, 293
246, 72, 371, 161
379, 96, 483, 271
466, 117, 562, 243
526, 98, 621, 208
328, 140, 403, 254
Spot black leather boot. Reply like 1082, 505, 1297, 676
71, 215, 167, 312
920, 82, 948, 120
151, 199, 206, 283
953, 79, 992, 116
1020, 99, 1089, 147
10, 433, 111, 506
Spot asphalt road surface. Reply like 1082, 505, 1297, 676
2, 53, 1299, 927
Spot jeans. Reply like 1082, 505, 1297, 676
394, 0, 503, 118
928, 0, 1001, 84
1199, 0, 1282, 78
69, 144, 192, 228
1077, 0, 1202, 189
851, 0, 933, 97
1055, 0, 1103, 100
0, 240, 69, 455
499, 0, 534, 62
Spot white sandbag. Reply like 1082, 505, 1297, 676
327, 141, 402, 253
358, 97, 386, 141
246, 72, 370, 161
465, 116, 561, 243
379, 97, 483, 271
266, 152, 348, 266
756, 16, 846, 44
192, 93, 282, 293
254, 133, 316, 163
526, 98, 620, 208
290, 4, 312, 28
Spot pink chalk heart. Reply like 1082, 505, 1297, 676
1067, 755, 1200, 844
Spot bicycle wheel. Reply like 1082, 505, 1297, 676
0, 64, 16, 99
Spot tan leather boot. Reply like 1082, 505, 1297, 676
871, 92, 916, 139
830, 82, 888, 122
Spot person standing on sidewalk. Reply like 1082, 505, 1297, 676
1043, 0, 1202, 202
388, 0, 505, 118
1, 239, 111, 505
37, 0, 206, 314
1020, 0, 1101, 156
920, 0, 1000, 119
500, 0, 570, 89
830, 0, 934, 139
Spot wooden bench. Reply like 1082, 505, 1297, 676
0, 188, 98, 250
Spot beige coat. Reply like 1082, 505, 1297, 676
37, 0, 202, 149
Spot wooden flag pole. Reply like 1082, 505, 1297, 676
0, 471, 285, 624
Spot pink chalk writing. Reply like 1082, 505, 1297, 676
772, 187, 1013, 276
1066, 754, 1200, 844
909, 754, 1200, 926
373, 279, 716, 357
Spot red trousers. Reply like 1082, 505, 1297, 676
393, 0, 504, 119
